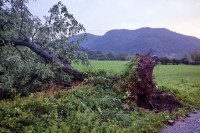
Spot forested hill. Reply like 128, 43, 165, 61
71, 27, 200, 58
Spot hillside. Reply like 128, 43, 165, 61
71, 27, 200, 58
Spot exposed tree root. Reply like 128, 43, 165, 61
137, 92, 182, 111
125, 54, 182, 111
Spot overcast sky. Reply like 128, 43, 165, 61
27, 0, 200, 38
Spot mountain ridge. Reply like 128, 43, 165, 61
70, 27, 200, 58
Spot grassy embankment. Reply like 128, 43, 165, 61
0, 60, 200, 132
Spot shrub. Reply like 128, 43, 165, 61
0, 86, 174, 133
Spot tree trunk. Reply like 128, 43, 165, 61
1, 40, 86, 81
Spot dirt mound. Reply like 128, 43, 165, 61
137, 92, 182, 111
125, 54, 182, 111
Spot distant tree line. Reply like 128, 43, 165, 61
78, 47, 132, 61
159, 57, 183, 65
159, 52, 200, 65
79, 47, 200, 64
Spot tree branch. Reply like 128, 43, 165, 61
12, 40, 86, 81
31, 25, 50, 42
14, 46, 24, 59
19, 0, 25, 39
0, 21, 13, 30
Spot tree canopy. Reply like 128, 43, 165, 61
190, 52, 200, 64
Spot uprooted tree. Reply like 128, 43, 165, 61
123, 54, 182, 111
0, 0, 88, 98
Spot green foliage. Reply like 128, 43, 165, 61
159, 57, 170, 65
0, 44, 71, 99
159, 53, 200, 65
118, 58, 139, 94
181, 57, 189, 64
85, 69, 119, 89
190, 52, 200, 64
0, 0, 88, 99
106, 52, 116, 60
159, 57, 181, 65
121, 59, 138, 78
87, 50, 107, 60
78, 48, 131, 61
0, 86, 173, 133
116, 52, 128, 61
170, 58, 181, 65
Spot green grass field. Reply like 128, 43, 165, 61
154, 65, 200, 85
72, 60, 129, 74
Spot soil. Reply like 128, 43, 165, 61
126, 54, 182, 111
137, 92, 182, 111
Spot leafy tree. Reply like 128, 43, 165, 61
170, 58, 180, 65
159, 57, 170, 65
106, 52, 116, 60
87, 50, 107, 60
0, 0, 88, 98
126, 55, 134, 61
190, 52, 200, 65
94, 51, 107, 60
116, 53, 128, 61
181, 54, 189, 65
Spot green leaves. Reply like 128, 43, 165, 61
0, 0, 89, 98
0, 44, 72, 99
42, 1, 85, 41
0, 86, 174, 133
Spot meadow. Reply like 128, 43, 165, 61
72, 60, 129, 74
153, 65, 200, 85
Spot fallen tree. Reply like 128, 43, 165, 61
0, 39, 85, 81
123, 54, 182, 111
0, 0, 88, 99
0, 0, 87, 81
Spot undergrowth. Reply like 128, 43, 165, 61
0, 86, 174, 133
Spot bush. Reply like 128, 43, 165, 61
181, 57, 189, 65
85, 69, 119, 89
159, 57, 170, 65
0, 86, 174, 133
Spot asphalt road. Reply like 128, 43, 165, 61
161, 111, 200, 133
